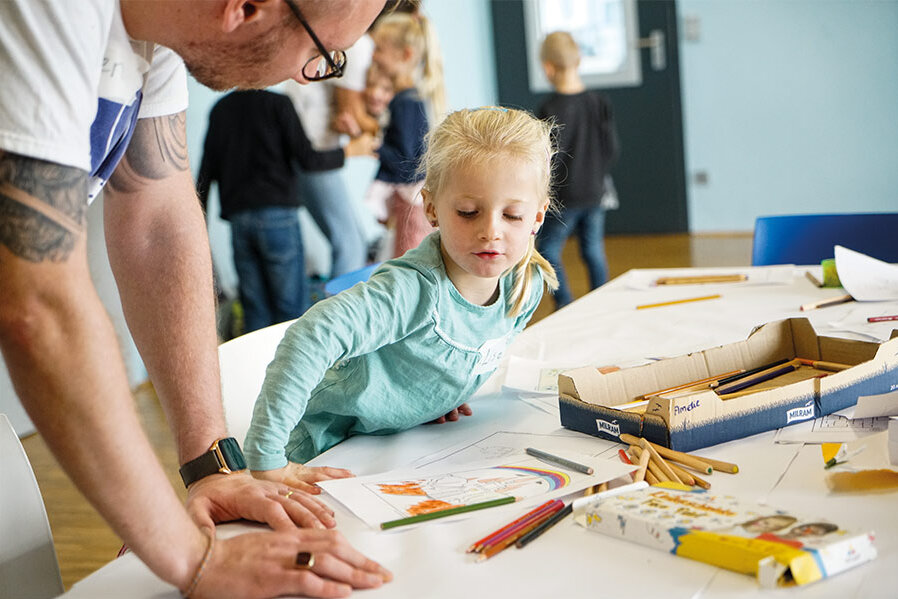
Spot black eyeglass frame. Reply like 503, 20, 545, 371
283, 0, 346, 81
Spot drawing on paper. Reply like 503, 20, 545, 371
366, 464, 571, 518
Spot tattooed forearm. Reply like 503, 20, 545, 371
107, 112, 189, 193
0, 151, 88, 262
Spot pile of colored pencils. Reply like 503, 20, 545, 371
467, 499, 568, 561
619, 434, 739, 489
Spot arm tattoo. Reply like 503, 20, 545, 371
107, 112, 189, 193
0, 151, 88, 263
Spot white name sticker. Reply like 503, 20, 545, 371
473, 335, 509, 375
596, 418, 621, 437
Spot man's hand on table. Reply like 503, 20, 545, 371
187, 471, 338, 531
427, 402, 473, 424
191, 529, 392, 599
251, 462, 355, 495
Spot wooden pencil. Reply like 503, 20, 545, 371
631, 444, 691, 486
466, 499, 557, 553
381, 496, 516, 530
796, 358, 852, 372
630, 445, 669, 483
655, 274, 747, 285
633, 445, 651, 483
714, 360, 800, 395
692, 455, 739, 474
638, 438, 683, 484
620, 434, 718, 475
636, 294, 721, 310
799, 293, 853, 311
644, 469, 661, 485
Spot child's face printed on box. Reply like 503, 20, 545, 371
741, 514, 797, 534
365, 69, 394, 117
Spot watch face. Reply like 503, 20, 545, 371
220, 437, 247, 471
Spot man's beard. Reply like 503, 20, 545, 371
181, 23, 293, 91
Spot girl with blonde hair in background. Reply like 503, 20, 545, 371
244, 108, 559, 490
366, 11, 447, 259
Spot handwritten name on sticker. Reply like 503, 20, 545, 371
596, 419, 621, 437
786, 402, 815, 424
673, 399, 701, 417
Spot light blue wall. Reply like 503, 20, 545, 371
186, 0, 497, 294
678, 0, 898, 232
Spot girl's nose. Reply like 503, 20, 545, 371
478, 215, 501, 240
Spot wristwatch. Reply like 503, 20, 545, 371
179, 437, 247, 488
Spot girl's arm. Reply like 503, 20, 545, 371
244, 264, 437, 474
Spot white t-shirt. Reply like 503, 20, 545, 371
281, 34, 374, 151
0, 0, 188, 200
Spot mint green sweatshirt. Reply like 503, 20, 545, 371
244, 233, 544, 469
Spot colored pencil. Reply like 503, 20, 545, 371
474, 500, 561, 552
633, 445, 651, 483
636, 294, 721, 310
638, 438, 683, 484
868, 315, 898, 323
620, 434, 715, 475
655, 274, 747, 285
515, 503, 573, 549
466, 499, 557, 553
714, 360, 800, 395
380, 496, 516, 530
477, 502, 564, 561
711, 358, 789, 387
799, 293, 853, 311
796, 358, 852, 371
525, 447, 594, 475
636, 369, 742, 401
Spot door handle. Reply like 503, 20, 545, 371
636, 29, 666, 71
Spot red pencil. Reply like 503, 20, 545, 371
466, 499, 557, 553
476, 500, 562, 553
868, 315, 898, 323
618, 448, 633, 465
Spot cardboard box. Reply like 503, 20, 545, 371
558, 318, 898, 452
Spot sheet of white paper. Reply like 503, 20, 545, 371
827, 304, 898, 342
503, 356, 580, 394
411, 430, 619, 470
318, 450, 633, 529
774, 412, 890, 444
835, 245, 898, 301
517, 392, 560, 416
843, 389, 898, 419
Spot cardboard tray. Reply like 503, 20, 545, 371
558, 318, 898, 452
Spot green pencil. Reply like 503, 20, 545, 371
380, 496, 517, 530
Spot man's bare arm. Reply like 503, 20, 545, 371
105, 112, 227, 464
0, 150, 207, 588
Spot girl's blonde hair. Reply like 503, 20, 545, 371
420, 107, 559, 317
373, 12, 447, 121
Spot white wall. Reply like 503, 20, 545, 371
678, 0, 898, 232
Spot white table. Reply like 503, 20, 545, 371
64, 266, 898, 599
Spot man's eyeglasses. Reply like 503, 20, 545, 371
283, 0, 346, 81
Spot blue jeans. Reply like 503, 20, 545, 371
296, 168, 366, 278
230, 207, 308, 333
537, 206, 608, 308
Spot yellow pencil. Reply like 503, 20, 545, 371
636, 294, 721, 310
655, 274, 747, 285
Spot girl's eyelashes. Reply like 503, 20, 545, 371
504, 214, 524, 221
457, 210, 477, 218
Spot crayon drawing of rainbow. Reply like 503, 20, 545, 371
494, 465, 570, 490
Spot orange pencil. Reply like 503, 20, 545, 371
466, 499, 557, 553
636, 294, 721, 310
477, 502, 564, 561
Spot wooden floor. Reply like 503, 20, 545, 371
20, 232, 752, 590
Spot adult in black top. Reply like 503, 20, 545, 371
197, 90, 373, 331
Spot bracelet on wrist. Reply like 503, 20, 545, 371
182, 530, 214, 598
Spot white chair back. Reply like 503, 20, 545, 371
218, 320, 295, 447
0, 413, 64, 599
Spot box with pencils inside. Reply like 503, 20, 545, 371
558, 318, 898, 452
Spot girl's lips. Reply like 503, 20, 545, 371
474, 251, 501, 259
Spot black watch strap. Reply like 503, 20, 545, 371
179, 437, 247, 488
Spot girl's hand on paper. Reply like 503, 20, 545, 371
252, 462, 355, 495
427, 402, 473, 424
187, 471, 338, 531
190, 528, 392, 599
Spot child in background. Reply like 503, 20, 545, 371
367, 11, 447, 259
244, 108, 559, 490
362, 63, 395, 225
537, 31, 619, 309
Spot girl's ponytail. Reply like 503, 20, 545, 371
416, 14, 447, 121
508, 236, 558, 318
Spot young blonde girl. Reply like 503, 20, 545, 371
245, 108, 558, 491
366, 11, 446, 259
